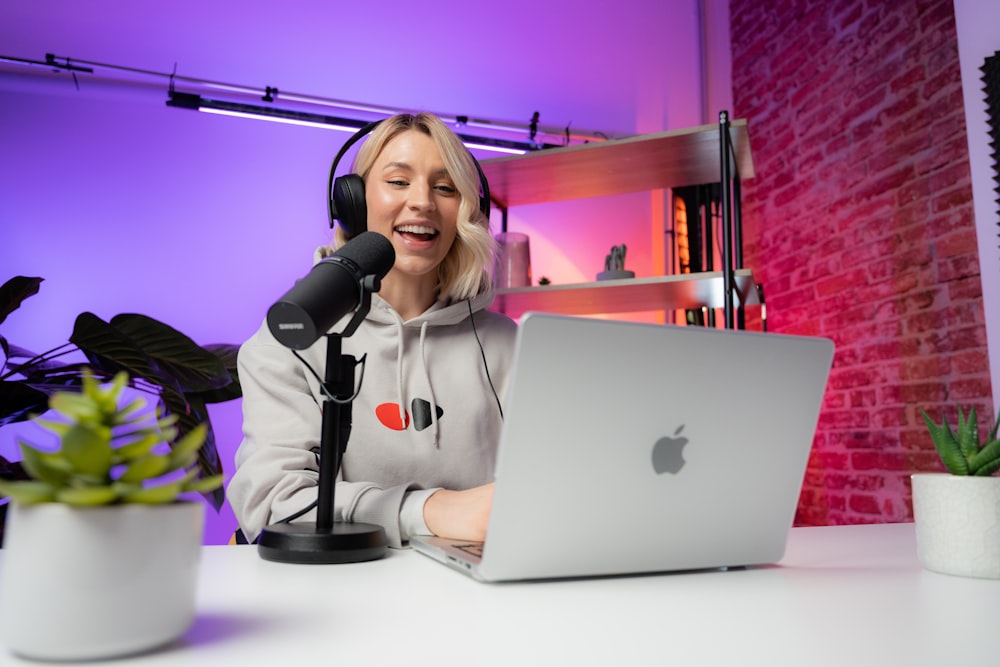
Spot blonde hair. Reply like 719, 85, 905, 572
333, 113, 495, 301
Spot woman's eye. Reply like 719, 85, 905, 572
387, 179, 408, 187
435, 184, 457, 194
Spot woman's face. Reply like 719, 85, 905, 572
365, 130, 460, 286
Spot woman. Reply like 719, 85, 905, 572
228, 113, 518, 548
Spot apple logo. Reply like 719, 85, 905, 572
651, 425, 689, 474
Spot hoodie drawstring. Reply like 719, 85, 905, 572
394, 320, 407, 430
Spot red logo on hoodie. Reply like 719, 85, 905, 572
375, 399, 444, 432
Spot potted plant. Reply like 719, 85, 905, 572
1, 275, 241, 544
0, 369, 222, 661
912, 406, 1000, 579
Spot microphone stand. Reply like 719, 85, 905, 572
257, 275, 389, 564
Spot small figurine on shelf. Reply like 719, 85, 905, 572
597, 244, 635, 281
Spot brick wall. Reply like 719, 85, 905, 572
729, 0, 994, 524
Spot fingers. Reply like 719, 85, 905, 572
423, 483, 493, 542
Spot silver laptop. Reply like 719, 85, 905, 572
411, 312, 834, 582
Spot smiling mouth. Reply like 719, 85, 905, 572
395, 224, 439, 242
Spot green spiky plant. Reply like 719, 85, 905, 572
920, 406, 1000, 477
0, 370, 222, 506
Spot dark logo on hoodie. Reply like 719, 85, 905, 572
375, 399, 444, 432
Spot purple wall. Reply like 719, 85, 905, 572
1, 1, 725, 543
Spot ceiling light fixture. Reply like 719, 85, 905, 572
166, 90, 535, 154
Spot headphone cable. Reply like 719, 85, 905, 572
468, 299, 503, 421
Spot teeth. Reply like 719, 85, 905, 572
396, 224, 437, 235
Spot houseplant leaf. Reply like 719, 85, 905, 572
969, 440, 1000, 476
0, 381, 49, 427
989, 410, 1000, 441
49, 392, 102, 424
118, 454, 171, 483
55, 485, 120, 506
920, 409, 969, 475
122, 476, 189, 504
60, 422, 114, 478
0, 276, 42, 326
167, 423, 207, 469
113, 431, 170, 461
159, 389, 224, 510
185, 474, 225, 494
189, 343, 242, 403
0, 479, 55, 504
18, 442, 74, 486
108, 314, 232, 394
956, 407, 980, 460
69, 312, 168, 391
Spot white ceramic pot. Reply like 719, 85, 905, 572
0, 502, 204, 661
911, 473, 1000, 579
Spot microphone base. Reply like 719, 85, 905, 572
257, 522, 389, 564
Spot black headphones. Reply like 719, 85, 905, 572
327, 119, 492, 237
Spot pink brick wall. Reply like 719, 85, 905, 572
730, 0, 994, 524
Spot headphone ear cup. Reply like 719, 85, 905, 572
331, 173, 367, 238
472, 157, 491, 220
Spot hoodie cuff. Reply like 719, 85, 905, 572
400, 487, 441, 544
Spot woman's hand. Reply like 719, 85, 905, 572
423, 482, 494, 541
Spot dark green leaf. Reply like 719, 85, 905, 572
4, 343, 78, 378
920, 409, 969, 475
108, 314, 231, 394
158, 391, 224, 511
989, 410, 1000, 442
956, 407, 980, 459
969, 439, 1000, 476
973, 458, 1000, 476
0, 276, 43, 327
190, 344, 242, 403
69, 313, 169, 392
0, 456, 29, 482
0, 381, 49, 426
7, 364, 90, 392
2, 343, 40, 362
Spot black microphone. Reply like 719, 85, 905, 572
267, 232, 395, 349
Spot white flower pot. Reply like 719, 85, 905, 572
0, 502, 204, 661
911, 473, 1000, 579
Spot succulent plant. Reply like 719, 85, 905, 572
0, 370, 222, 505
920, 406, 1000, 477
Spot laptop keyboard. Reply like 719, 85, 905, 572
453, 542, 484, 557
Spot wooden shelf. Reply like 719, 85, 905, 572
480, 119, 754, 208
492, 270, 760, 320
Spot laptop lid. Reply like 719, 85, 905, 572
415, 312, 834, 582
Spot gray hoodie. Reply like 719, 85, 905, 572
228, 266, 518, 547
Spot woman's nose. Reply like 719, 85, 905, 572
406, 182, 436, 211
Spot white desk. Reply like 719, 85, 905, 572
2, 523, 997, 666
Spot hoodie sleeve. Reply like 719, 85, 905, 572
227, 322, 424, 548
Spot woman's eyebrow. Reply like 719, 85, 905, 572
380, 162, 451, 178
